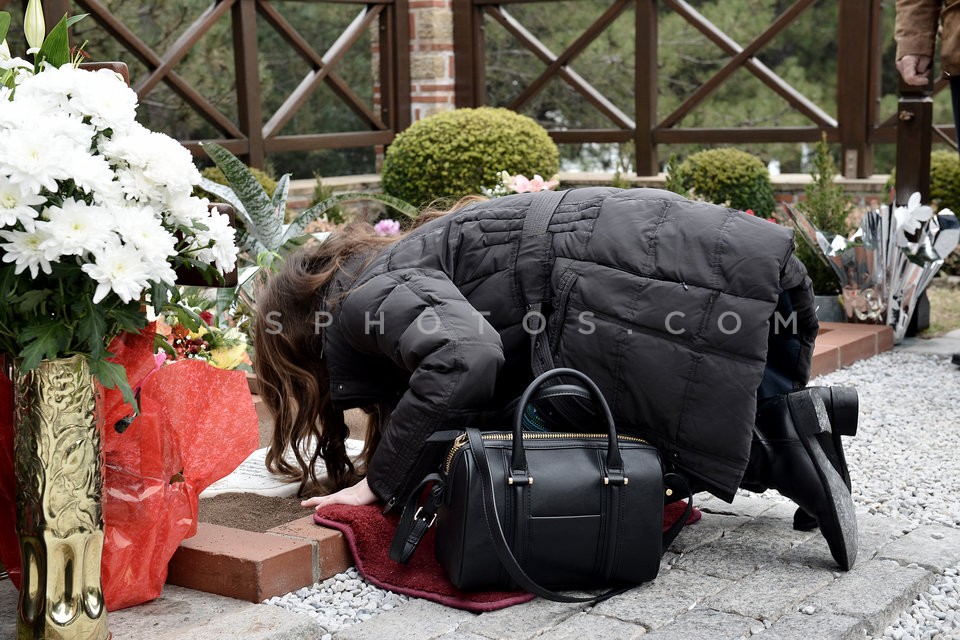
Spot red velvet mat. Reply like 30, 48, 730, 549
313, 500, 701, 612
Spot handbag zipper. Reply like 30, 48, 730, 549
443, 432, 650, 474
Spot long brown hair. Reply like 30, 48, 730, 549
254, 202, 480, 496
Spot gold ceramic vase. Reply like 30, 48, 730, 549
10, 355, 110, 640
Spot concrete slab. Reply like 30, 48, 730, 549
897, 330, 960, 355
1, 582, 320, 640
801, 559, 934, 636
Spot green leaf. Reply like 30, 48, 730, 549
165, 302, 203, 332
197, 177, 248, 221
66, 14, 88, 28
150, 281, 172, 315
233, 225, 265, 261
201, 142, 281, 250
91, 357, 137, 415
281, 192, 417, 245
271, 174, 291, 219
0, 12, 11, 44
13, 289, 51, 315
215, 286, 238, 318
155, 333, 177, 358
18, 322, 72, 371
35, 13, 72, 70
109, 303, 149, 335
76, 299, 107, 359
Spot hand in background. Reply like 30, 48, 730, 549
301, 477, 378, 510
896, 54, 933, 86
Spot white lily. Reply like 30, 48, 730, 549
23, 0, 45, 51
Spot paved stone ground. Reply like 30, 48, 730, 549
1, 490, 949, 640
322, 492, 952, 640
2, 333, 958, 639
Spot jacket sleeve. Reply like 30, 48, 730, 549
895, 0, 941, 60
338, 268, 505, 506
779, 254, 819, 386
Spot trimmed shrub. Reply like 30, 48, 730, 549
670, 148, 776, 217
381, 107, 560, 207
930, 149, 960, 214
795, 136, 854, 294
930, 151, 960, 275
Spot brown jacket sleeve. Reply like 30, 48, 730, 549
895, 0, 942, 61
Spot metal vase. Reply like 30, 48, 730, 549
9, 355, 109, 640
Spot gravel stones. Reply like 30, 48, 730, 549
262, 568, 407, 635
814, 351, 960, 639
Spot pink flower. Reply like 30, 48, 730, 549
507, 173, 560, 194
373, 219, 401, 236
745, 209, 755, 216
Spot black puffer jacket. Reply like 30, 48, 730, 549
321, 188, 816, 507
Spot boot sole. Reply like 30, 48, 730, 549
788, 392, 858, 571
795, 387, 859, 531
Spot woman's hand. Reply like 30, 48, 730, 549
301, 477, 378, 511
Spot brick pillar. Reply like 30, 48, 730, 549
408, 0, 456, 121
373, 0, 455, 169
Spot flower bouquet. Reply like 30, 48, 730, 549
0, 7, 243, 633
787, 193, 960, 342
0, 27, 238, 399
157, 307, 251, 371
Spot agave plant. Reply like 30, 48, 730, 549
198, 141, 417, 315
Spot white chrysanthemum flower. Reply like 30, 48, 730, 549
14, 63, 77, 111
112, 164, 153, 203
143, 253, 177, 288
0, 225, 58, 277
81, 240, 153, 303
101, 125, 201, 204
165, 193, 212, 227
113, 204, 178, 262
0, 176, 45, 228
188, 205, 239, 273
40, 199, 116, 257
36, 109, 98, 148
0, 92, 37, 130
65, 149, 116, 197
0, 126, 77, 193
67, 68, 139, 134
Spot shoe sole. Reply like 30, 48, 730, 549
826, 387, 859, 437
788, 392, 858, 570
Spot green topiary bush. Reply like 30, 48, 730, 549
930, 150, 960, 275
930, 150, 960, 214
381, 107, 560, 207
669, 148, 776, 218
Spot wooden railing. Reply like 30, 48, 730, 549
1, 0, 411, 168
2, 0, 951, 198
454, 0, 956, 184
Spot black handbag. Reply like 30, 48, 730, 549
390, 368, 692, 602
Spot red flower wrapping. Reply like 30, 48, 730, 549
0, 325, 259, 610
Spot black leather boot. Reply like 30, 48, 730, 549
744, 389, 858, 570
792, 386, 858, 531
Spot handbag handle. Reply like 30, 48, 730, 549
466, 428, 693, 603
512, 368, 622, 477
